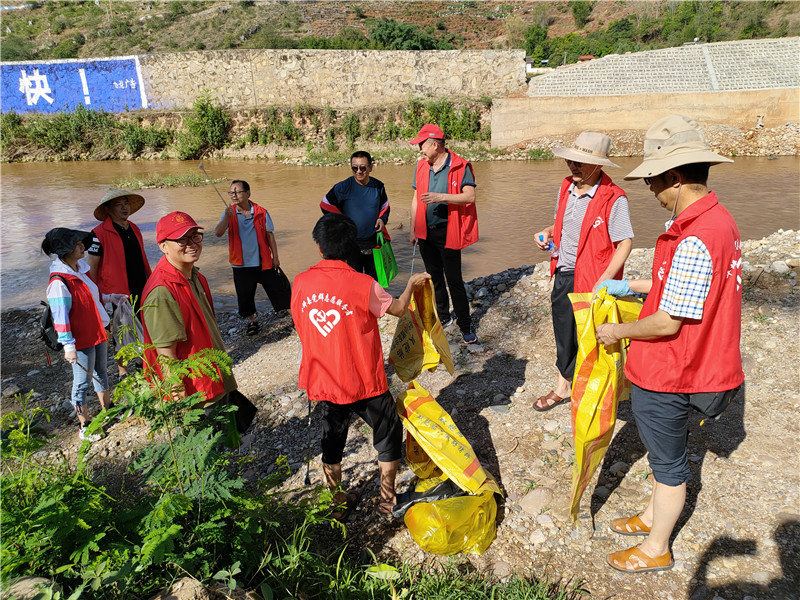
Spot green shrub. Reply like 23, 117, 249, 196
528, 147, 554, 160
178, 91, 232, 159
342, 112, 361, 147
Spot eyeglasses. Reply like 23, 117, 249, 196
643, 177, 653, 185
166, 232, 203, 247
228, 189, 248, 197
351, 165, 369, 173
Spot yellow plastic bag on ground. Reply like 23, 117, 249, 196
396, 381, 499, 495
568, 290, 643, 524
389, 281, 454, 382
405, 430, 443, 480
404, 474, 498, 555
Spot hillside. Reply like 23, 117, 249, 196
2, 0, 798, 64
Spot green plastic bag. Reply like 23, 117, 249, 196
373, 232, 398, 288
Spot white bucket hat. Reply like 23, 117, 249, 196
625, 115, 733, 180
552, 131, 619, 168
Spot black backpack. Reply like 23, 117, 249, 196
40, 274, 67, 352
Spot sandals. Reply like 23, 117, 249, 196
245, 321, 260, 336
533, 391, 569, 412
331, 487, 363, 522
610, 515, 652, 536
607, 546, 674, 573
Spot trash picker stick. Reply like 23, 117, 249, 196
74, 360, 105, 386
410, 240, 418, 276
198, 162, 229, 209
304, 397, 312, 485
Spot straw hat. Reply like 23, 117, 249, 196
93, 188, 145, 221
625, 115, 733, 180
552, 131, 619, 168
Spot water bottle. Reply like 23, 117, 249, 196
539, 234, 559, 258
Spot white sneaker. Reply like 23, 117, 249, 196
78, 426, 101, 443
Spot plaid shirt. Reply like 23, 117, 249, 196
659, 235, 713, 320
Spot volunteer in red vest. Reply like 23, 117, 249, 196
141, 212, 237, 407
292, 213, 430, 519
88, 188, 152, 378
408, 124, 478, 344
214, 180, 287, 337
533, 131, 633, 412
43, 228, 125, 442
596, 115, 743, 574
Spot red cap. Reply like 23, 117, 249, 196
156, 211, 203, 242
409, 124, 445, 145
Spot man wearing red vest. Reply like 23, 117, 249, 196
533, 131, 633, 411
408, 124, 479, 344
596, 115, 743, 574
88, 188, 152, 378
214, 180, 287, 337
292, 213, 429, 519
141, 212, 237, 406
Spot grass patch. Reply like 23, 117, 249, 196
114, 172, 223, 189
527, 148, 554, 160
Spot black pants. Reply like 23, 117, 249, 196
551, 270, 577, 380
319, 391, 402, 464
232, 266, 290, 317
418, 226, 471, 332
347, 242, 378, 281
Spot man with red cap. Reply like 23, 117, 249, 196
140, 212, 237, 406
408, 124, 478, 343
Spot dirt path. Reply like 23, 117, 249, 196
2, 230, 798, 600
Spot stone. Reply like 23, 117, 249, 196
771, 260, 790, 274
529, 529, 548, 544
609, 461, 630, 477
541, 419, 559, 433
520, 487, 553, 514
2, 383, 21, 398
3, 577, 60, 599
466, 344, 484, 353
489, 404, 510, 414
492, 560, 512, 578
749, 571, 771, 584
26, 369, 40, 377
148, 577, 214, 600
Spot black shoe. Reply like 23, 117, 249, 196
441, 315, 454, 327
245, 321, 260, 336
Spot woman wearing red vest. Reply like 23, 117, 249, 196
533, 131, 634, 412
596, 116, 743, 574
43, 228, 125, 442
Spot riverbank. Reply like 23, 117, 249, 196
1, 229, 798, 599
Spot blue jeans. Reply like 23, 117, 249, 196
71, 341, 109, 408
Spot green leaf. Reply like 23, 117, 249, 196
365, 564, 400, 580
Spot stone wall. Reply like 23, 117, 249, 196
139, 49, 526, 110
526, 38, 800, 97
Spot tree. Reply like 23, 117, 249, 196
368, 18, 452, 50
569, 1, 593, 29
523, 24, 549, 63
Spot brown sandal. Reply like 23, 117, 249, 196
533, 391, 569, 412
331, 487, 363, 522
610, 515, 652, 537
607, 546, 673, 573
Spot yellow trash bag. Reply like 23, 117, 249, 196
405, 430, 443, 480
389, 281, 454, 382
404, 474, 498, 556
568, 289, 643, 524
396, 381, 500, 495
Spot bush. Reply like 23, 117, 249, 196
178, 91, 232, 159
342, 112, 361, 147
569, 0, 593, 29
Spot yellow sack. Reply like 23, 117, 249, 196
568, 290, 643, 524
389, 281, 454, 382
396, 381, 500, 495
405, 430, 443, 480
404, 474, 498, 556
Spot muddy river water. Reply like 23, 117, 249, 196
1, 157, 797, 311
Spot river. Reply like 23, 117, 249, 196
1, 157, 797, 311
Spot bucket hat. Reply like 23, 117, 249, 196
409, 124, 445, 145
552, 131, 619, 168
625, 115, 733, 180
43, 228, 94, 257
93, 188, 145, 221
156, 211, 203, 243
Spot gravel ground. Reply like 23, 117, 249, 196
2, 230, 798, 600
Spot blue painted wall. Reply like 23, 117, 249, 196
1, 57, 147, 114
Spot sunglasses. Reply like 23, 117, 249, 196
351, 165, 369, 173
166, 232, 203, 247
643, 177, 653, 185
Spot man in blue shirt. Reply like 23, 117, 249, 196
321, 151, 390, 280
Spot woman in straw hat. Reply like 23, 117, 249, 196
533, 131, 634, 412
88, 188, 152, 378
596, 115, 743, 573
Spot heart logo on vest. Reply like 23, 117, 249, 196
309, 308, 341, 337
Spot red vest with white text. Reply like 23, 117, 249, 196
291, 260, 387, 404
141, 256, 226, 402
92, 217, 151, 295
52, 274, 107, 350
227, 202, 274, 270
625, 191, 743, 393
551, 173, 626, 293
414, 151, 478, 250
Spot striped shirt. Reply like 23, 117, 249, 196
659, 236, 713, 320
46, 258, 109, 352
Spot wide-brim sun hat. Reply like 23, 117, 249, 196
625, 115, 733, 180
552, 130, 619, 168
94, 188, 145, 221
43, 228, 94, 257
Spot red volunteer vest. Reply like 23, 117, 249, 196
414, 151, 478, 250
227, 201, 274, 270
92, 217, 151, 295
551, 173, 626, 293
625, 191, 744, 393
141, 256, 226, 402
52, 273, 107, 351
291, 260, 387, 404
